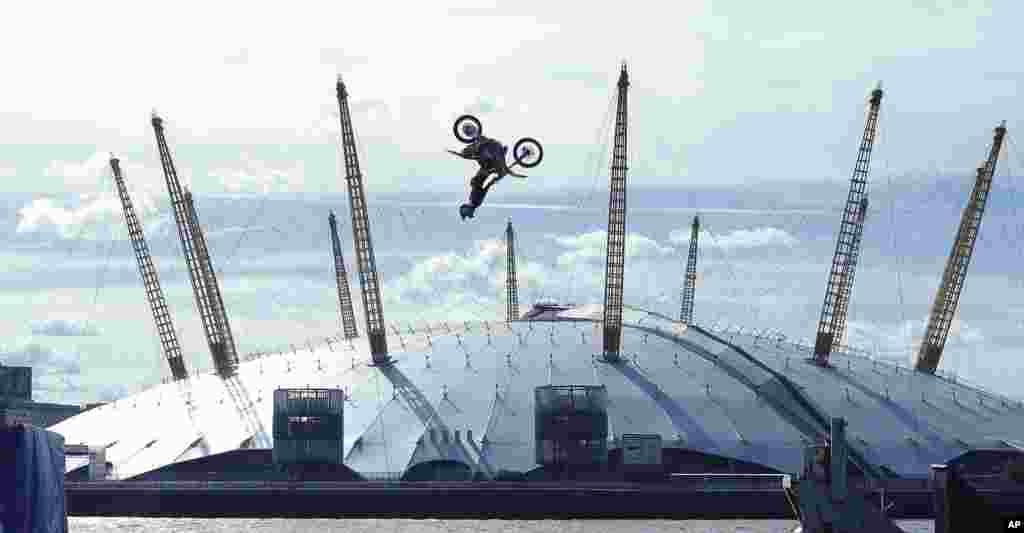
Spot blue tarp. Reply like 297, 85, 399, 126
1, 425, 66, 533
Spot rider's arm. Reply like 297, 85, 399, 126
461, 141, 481, 159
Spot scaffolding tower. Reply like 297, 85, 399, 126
183, 188, 239, 376
335, 76, 389, 365
506, 219, 519, 323
152, 115, 268, 447
152, 114, 239, 378
109, 155, 188, 381
329, 211, 359, 340
601, 63, 630, 362
679, 215, 699, 324
813, 84, 883, 366
915, 121, 1007, 374
184, 186, 269, 447
831, 195, 868, 354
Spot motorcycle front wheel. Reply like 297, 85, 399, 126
513, 138, 543, 168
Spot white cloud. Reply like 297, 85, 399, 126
96, 383, 129, 402
669, 227, 797, 250
0, 340, 130, 403
844, 316, 985, 366
384, 239, 505, 301
210, 153, 307, 194
43, 151, 111, 188
547, 230, 674, 268
488, 258, 552, 292
40, 151, 166, 206
15, 196, 121, 240
14, 194, 168, 242
381, 237, 565, 319
16, 152, 170, 240
1, 341, 81, 373
29, 319, 101, 337
223, 48, 249, 66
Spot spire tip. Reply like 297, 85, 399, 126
336, 75, 348, 98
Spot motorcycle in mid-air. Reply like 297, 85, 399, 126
446, 114, 544, 179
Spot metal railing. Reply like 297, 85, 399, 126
360, 472, 403, 482
852, 477, 932, 491
668, 473, 792, 491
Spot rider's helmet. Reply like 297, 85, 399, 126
461, 122, 478, 138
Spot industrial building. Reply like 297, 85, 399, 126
50, 65, 1024, 485
1, 365, 82, 428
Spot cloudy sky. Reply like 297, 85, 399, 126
0, 1, 1022, 194
3, 1, 1024, 406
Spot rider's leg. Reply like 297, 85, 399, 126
470, 166, 489, 187
463, 174, 501, 215
468, 183, 488, 208
461, 170, 489, 220
462, 167, 495, 220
